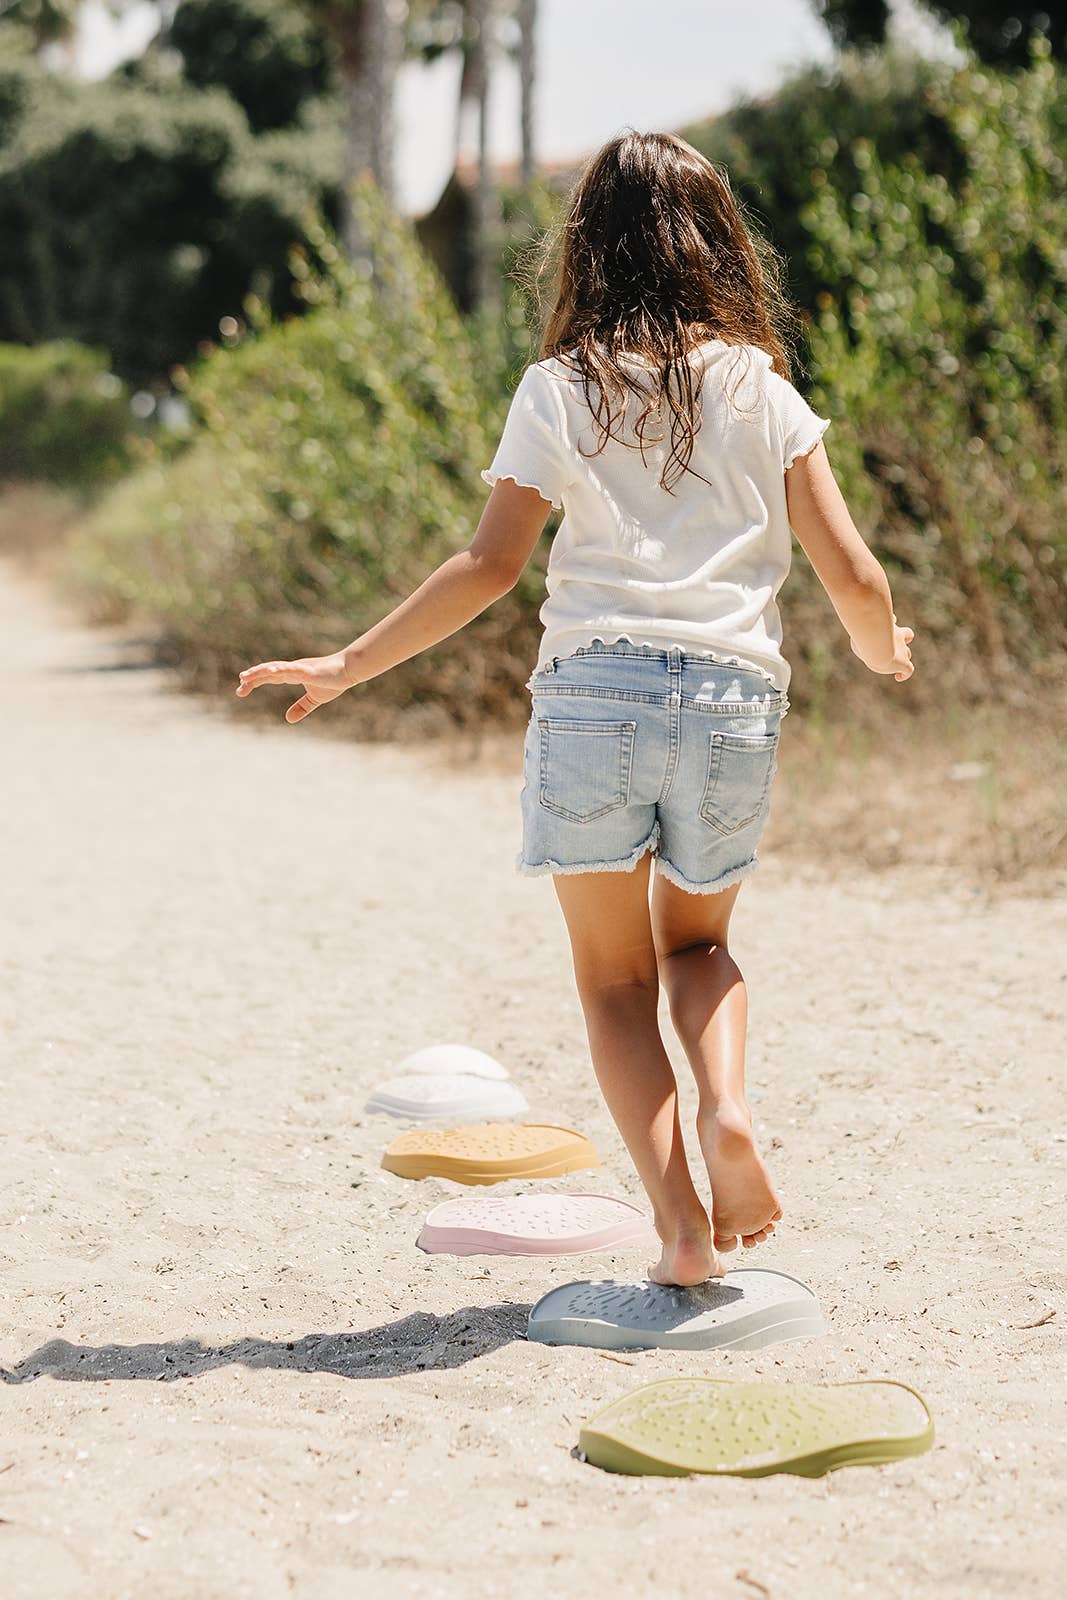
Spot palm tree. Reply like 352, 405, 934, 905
460, 0, 497, 309
411, 1, 543, 306
312, 0, 411, 257
411, 0, 501, 308
516, 0, 536, 188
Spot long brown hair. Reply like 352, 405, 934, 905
530, 130, 800, 493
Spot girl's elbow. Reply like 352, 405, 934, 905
471, 550, 523, 594
497, 563, 527, 592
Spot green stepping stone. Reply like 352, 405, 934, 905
579, 1377, 935, 1478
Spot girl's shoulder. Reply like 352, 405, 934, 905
524, 350, 584, 388
712, 344, 811, 412
521, 343, 816, 421
510, 354, 585, 427
701, 346, 831, 465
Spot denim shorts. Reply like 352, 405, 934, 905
518, 640, 789, 895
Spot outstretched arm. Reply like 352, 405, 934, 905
235, 478, 554, 722
785, 440, 914, 681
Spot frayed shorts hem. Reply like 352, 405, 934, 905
516, 823, 661, 879
654, 852, 761, 896
516, 826, 762, 895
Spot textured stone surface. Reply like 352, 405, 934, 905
581, 1376, 932, 1475
528, 1268, 823, 1350
418, 1191, 655, 1256
382, 1122, 599, 1183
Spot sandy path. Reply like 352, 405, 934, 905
1, 558, 1064, 1600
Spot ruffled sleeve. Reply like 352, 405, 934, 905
480, 363, 571, 510
766, 370, 831, 470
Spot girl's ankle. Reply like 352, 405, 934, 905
656, 1208, 711, 1244
697, 1097, 751, 1135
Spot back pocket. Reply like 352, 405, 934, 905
538, 717, 636, 823
699, 729, 779, 835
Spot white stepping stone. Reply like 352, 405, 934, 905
527, 1269, 823, 1352
417, 1192, 656, 1257
365, 1072, 528, 1122
394, 1045, 510, 1081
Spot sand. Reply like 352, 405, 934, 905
1, 556, 1064, 1600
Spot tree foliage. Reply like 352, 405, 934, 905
812, 1, 1067, 65
0, 50, 342, 383
814, 0, 891, 50
0, 0, 83, 49
927, 2, 1067, 66
165, 0, 336, 133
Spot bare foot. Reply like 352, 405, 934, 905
648, 1225, 725, 1287
698, 1101, 782, 1253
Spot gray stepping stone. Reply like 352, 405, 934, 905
527, 1268, 823, 1352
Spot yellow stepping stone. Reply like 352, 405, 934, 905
381, 1123, 599, 1186
579, 1377, 935, 1478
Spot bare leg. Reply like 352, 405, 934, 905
652, 876, 782, 1253
552, 854, 723, 1285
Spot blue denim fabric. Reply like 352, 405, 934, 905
518, 640, 789, 895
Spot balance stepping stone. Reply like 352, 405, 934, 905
578, 1377, 935, 1478
365, 1073, 529, 1123
381, 1123, 599, 1186
416, 1192, 655, 1257
527, 1269, 823, 1352
394, 1045, 510, 1081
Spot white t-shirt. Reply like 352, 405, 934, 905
480, 339, 830, 692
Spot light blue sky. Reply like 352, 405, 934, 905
71, 0, 951, 216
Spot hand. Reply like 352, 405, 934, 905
234, 649, 358, 722
850, 619, 915, 681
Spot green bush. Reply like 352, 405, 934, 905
64, 179, 550, 733
684, 39, 1067, 704
0, 340, 135, 487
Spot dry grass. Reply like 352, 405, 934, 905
0, 481, 85, 574
418, 698, 1067, 900
4, 482, 1065, 899
768, 701, 1067, 893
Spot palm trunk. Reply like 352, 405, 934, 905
462, 0, 497, 311
517, 0, 536, 188
455, 5, 475, 168
327, 0, 409, 259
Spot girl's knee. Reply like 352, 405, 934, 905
575, 968, 661, 1008
659, 942, 743, 1019
657, 934, 731, 962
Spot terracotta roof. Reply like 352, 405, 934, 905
452, 152, 583, 185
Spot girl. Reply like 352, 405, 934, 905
237, 131, 914, 1287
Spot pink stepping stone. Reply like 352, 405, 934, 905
416, 1191, 657, 1258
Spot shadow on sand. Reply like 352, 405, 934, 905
2, 1301, 531, 1385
